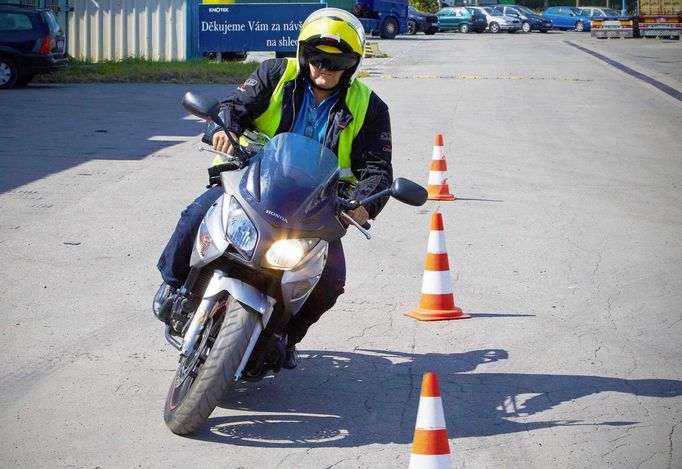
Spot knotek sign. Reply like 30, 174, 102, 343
198, 3, 325, 52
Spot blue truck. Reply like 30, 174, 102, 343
351, 0, 409, 38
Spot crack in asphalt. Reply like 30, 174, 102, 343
669, 421, 679, 469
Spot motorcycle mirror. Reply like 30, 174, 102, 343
390, 178, 428, 206
181, 92, 221, 122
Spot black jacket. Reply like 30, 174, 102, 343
204, 58, 393, 219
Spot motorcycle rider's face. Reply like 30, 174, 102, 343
308, 63, 344, 90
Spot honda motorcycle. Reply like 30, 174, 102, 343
161, 92, 427, 435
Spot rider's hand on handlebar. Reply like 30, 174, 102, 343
345, 206, 369, 226
212, 130, 238, 155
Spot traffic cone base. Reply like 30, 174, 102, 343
427, 192, 456, 201
405, 305, 470, 321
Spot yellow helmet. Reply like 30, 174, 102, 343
297, 8, 366, 84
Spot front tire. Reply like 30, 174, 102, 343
489, 22, 500, 33
522, 21, 531, 33
575, 20, 585, 32
164, 296, 259, 435
459, 23, 470, 33
408, 19, 417, 35
380, 17, 398, 39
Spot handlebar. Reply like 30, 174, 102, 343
340, 212, 371, 240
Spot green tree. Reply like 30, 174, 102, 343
410, 0, 440, 13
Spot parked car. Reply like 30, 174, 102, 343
0, 3, 66, 89
436, 6, 487, 33
408, 6, 439, 35
488, 5, 553, 33
468, 6, 522, 33
577, 6, 625, 18
542, 6, 592, 31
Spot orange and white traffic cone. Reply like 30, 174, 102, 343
427, 134, 456, 201
405, 212, 469, 321
408, 372, 453, 469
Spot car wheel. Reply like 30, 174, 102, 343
221, 52, 248, 61
459, 23, 470, 33
522, 21, 531, 33
575, 20, 585, 32
489, 22, 500, 33
408, 19, 417, 35
380, 17, 398, 39
0, 56, 18, 89
15, 74, 34, 87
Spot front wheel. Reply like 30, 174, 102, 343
459, 23, 470, 33
407, 19, 417, 35
489, 22, 500, 33
380, 17, 398, 39
522, 21, 531, 33
575, 21, 585, 32
164, 295, 259, 435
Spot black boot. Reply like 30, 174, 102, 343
153, 282, 177, 323
283, 344, 300, 370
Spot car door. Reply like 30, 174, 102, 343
556, 7, 574, 28
452, 7, 467, 29
437, 7, 461, 30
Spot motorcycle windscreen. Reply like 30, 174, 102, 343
240, 133, 340, 230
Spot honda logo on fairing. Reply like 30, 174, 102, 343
266, 210, 288, 223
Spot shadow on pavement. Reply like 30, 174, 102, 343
0, 83, 235, 193
188, 348, 681, 447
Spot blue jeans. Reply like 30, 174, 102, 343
157, 186, 223, 288
157, 187, 346, 346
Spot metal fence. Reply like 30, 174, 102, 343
68, 0, 188, 61
8, 0, 189, 61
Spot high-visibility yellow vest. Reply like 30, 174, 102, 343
252, 58, 372, 183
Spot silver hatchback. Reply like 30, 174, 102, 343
468, 6, 522, 33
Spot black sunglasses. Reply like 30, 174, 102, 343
302, 46, 358, 71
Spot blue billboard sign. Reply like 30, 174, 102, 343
198, 3, 325, 53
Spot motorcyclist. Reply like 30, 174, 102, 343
153, 8, 393, 369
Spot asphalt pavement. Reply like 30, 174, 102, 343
0, 32, 681, 468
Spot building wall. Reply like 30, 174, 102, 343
69, 0, 187, 61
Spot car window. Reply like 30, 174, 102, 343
42, 10, 60, 33
603, 8, 620, 15
0, 12, 34, 31
516, 6, 536, 15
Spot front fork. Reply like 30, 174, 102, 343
166, 268, 276, 381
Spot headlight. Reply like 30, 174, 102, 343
226, 196, 257, 258
263, 238, 320, 270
